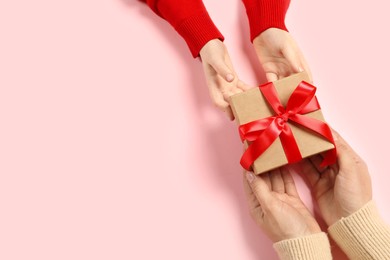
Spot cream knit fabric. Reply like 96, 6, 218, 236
273, 232, 332, 260
328, 201, 390, 260
273, 201, 390, 260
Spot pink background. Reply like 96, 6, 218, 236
1, 0, 389, 259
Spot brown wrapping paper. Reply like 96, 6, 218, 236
229, 72, 334, 175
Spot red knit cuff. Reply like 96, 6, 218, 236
175, 11, 224, 58
243, 0, 290, 42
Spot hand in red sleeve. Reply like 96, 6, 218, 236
243, 168, 322, 242
200, 39, 252, 120
253, 28, 312, 82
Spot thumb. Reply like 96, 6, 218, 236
237, 80, 253, 91
332, 129, 365, 168
282, 47, 303, 74
246, 171, 273, 207
210, 59, 235, 82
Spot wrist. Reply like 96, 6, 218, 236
252, 28, 287, 45
199, 39, 223, 57
328, 197, 373, 226
339, 197, 373, 222
277, 224, 322, 242
294, 227, 322, 240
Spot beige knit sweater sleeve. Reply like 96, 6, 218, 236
328, 201, 390, 260
273, 232, 332, 260
273, 201, 390, 260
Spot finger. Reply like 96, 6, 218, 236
332, 129, 353, 155
298, 52, 313, 82
208, 83, 235, 121
281, 47, 303, 74
270, 168, 285, 193
308, 154, 328, 173
246, 171, 274, 206
210, 59, 235, 82
332, 129, 365, 168
297, 158, 321, 188
237, 80, 253, 91
321, 167, 337, 185
243, 171, 261, 210
220, 84, 241, 119
207, 80, 229, 107
225, 107, 235, 121
281, 167, 299, 197
263, 172, 272, 189
220, 83, 242, 99
309, 152, 340, 177
204, 61, 240, 99
266, 72, 278, 82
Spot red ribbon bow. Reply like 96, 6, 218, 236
239, 81, 337, 171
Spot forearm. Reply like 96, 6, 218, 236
241, 0, 290, 41
329, 201, 390, 259
273, 232, 332, 260
142, 0, 223, 57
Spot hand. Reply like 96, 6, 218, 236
199, 39, 251, 120
253, 28, 312, 82
244, 168, 321, 242
298, 130, 372, 226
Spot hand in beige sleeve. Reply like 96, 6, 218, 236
298, 130, 372, 226
243, 168, 332, 260
199, 39, 252, 120
299, 130, 390, 259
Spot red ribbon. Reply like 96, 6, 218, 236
239, 81, 337, 171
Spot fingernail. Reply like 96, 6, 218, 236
298, 67, 304, 72
226, 74, 234, 82
246, 172, 255, 183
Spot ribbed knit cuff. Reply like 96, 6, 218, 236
273, 232, 332, 260
328, 201, 390, 260
175, 11, 224, 58
242, 0, 290, 42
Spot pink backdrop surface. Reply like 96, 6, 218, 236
1, 0, 390, 259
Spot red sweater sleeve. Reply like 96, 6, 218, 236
242, 0, 291, 42
142, 0, 224, 58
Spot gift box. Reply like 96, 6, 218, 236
229, 71, 336, 175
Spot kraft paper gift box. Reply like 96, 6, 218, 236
229, 71, 335, 175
